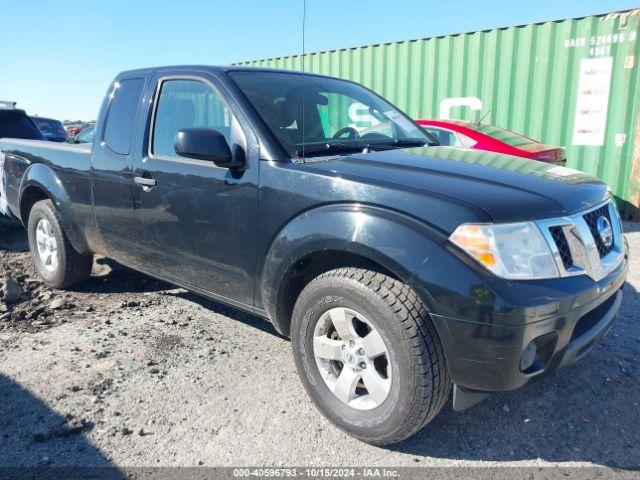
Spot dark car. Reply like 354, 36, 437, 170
0, 108, 45, 141
30, 116, 68, 142
0, 66, 628, 445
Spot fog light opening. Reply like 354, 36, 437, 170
520, 341, 538, 372
520, 332, 559, 374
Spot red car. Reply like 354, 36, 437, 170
416, 119, 566, 165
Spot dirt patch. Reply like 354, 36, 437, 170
0, 218, 169, 334
151, 333, 184, 354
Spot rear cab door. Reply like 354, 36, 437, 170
91, 74, 148, 261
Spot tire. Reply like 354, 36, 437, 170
27, 199, 93, 289
291, 267, 450, 445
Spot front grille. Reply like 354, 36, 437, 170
537, 200, 622, 281
583, 205, 613, 258
549, 226, 572, 269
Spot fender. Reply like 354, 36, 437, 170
259, 203, 447, 333
19, 163, 90, 254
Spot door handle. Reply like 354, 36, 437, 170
134, 175, 157, 187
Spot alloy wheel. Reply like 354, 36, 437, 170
313, 307, 392, 410
35, 218, 59, 273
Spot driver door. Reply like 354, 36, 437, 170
131, 73, 259, 306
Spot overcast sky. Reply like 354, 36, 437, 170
1, 0, 636, 121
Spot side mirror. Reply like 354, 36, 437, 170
174, 128, 243, 169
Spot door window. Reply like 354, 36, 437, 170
76, 126, 95, 144
152, 79, 233, 158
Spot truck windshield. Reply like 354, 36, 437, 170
230, 71, 433, 158
0, 110, 44, 140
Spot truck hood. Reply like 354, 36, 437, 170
303, 146, 609, 223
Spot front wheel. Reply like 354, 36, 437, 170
27, 199, 93, 289
291, 267, 450, 445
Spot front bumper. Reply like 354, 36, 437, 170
414, 240, 629, 393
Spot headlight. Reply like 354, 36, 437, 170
449, 222, 559, 279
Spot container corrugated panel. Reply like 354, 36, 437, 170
237, 9, 640, 218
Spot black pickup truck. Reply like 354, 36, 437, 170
0, 66, 628, 445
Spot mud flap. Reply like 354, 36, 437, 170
453, 385, 490, 411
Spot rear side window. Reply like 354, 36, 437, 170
424, 127, 477, 148
424, 127, 453, 146
31, 118, 67, 141
0, 110, 43, 140
103, 78, 145, 155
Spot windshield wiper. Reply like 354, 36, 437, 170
387, 138, 431, 147
356, 138, 433, 151
296, 142, 371, 158
352, 138, 433, 152
295, 138, 432, 160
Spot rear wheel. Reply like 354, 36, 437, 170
291, 267, 450, 445
27, 199, 92, 289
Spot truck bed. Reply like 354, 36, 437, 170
0, 138, 92, 218
0, 138, 92, 157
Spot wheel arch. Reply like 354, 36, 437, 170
259, 203, 445, 336
19, 163, 90, 254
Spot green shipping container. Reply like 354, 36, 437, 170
237, 9, 640, 219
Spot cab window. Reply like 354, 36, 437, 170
152, 79, 233, 158
103, 78, 145, 155
0, 110, 43, 140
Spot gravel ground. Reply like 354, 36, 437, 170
0, 217, 638, 469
